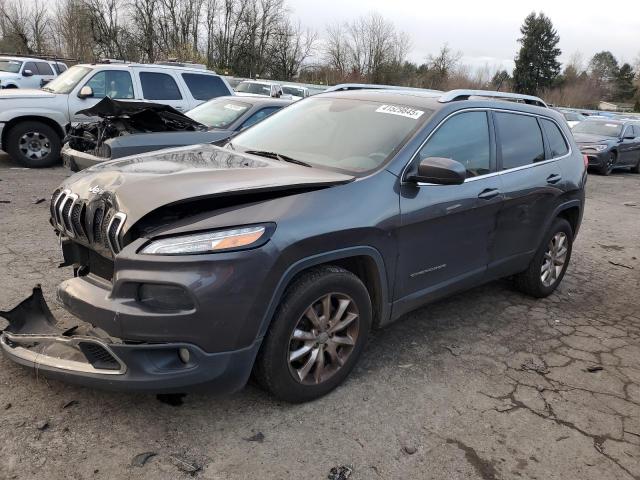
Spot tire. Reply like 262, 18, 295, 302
253, 265, 372, 403
597, 151, 616, 176
6, 121, 62, 168
513, 218, 573, 298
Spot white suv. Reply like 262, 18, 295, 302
0, 62, 233, 167
0, 56, 67, 89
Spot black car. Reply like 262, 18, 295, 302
572, 118, 640, 175
62, 95, 292, 171
1, 89, 586, 403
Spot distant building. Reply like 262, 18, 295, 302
598, 101, 635, 113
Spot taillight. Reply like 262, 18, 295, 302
583, 155, 588, 169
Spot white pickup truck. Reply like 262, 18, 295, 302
0, 62, 233, 167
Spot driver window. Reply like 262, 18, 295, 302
85, 71, 134, 99
418, 111, 491, 177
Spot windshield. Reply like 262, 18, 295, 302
0, 59, 22, 73
42, 66, 92, 94
231, 97, 431, 174
573, 121, 623, 137
236, 82, 271, 96
187, 99, 251, 128
283, 86, 305, 97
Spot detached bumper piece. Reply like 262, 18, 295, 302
1, 286, 259, 393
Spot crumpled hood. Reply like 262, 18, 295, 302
0, 88, 56, 99
59, 144, 354, 231
573, 133, 615, 144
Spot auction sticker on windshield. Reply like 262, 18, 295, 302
375, 104, 424, 120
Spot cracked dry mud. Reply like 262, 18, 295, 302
0, 153, 639, 480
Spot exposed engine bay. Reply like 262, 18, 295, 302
65, 97, 207, 156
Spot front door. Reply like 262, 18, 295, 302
70, 69, 136, 122
395, 110, 502, 313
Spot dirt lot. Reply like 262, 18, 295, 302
0, 151, 639, 480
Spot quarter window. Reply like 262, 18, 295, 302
182, 73, 230, 100
139, 72, 182, 100
541, 119, 569, 158
418, 111, 491, 177
85, 70, 134, 99
496, 112, 545, 169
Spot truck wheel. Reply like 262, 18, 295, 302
513, 218, 573, 298
6, 121, 61, 168
254, 266, 372, 403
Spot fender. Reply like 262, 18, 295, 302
256, 246, 391, 340
537, 198, 583, 246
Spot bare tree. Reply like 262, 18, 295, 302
268, 19, 316, 80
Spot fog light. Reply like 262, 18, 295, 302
138, 284, 194, 311
178, 348, 190, 364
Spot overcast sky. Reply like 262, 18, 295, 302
288, 0, 640, 72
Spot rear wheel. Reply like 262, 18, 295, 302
513, 218, 573, 298
254, 266, 372, 403
6, 121, 61, 168
598, 151, 616, 175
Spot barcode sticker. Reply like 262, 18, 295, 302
375, 104, 424, 120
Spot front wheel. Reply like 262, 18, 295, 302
6, 121, 61, 168
598, 152, 616, 175
513, 218, 573, 298
253, 266, 372, 403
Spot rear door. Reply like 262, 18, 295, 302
135, 69, 187, 111
396, 110, 502, 309
489, 111, 568, 277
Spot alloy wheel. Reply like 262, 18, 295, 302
288, 293, 360, 385
540, 232, 568, 287
18, 131, 51, 160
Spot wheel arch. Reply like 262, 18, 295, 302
257, 247, 391, 340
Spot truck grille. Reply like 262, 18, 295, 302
50, 190, 126, 256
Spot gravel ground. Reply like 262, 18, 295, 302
0, 152, 639, 480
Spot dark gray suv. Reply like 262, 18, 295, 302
1, 89, 586, 402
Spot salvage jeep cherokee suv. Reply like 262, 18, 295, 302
0, 89, 586, 403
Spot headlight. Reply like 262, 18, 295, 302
581, 144, 608, 152
141, 225, 268, 255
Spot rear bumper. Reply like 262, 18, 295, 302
0, 286, 259, 393
61, 145, 108, 172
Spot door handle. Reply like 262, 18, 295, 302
478, 188, 500, 200
547, 173, 562, 184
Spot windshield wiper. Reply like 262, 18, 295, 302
41, 86, 53, 92
244, 150, 312, 168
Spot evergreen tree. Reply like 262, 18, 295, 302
614, 63, 636, 102
588, 51, 619, 99
512, 12, 562, 95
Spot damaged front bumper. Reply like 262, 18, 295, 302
0, 286, 259, 393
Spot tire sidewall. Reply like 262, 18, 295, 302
261, 269, 372, 402
7, 122, 61, 168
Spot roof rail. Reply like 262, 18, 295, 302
0, 52, 77, 63
439, 89, 548, 108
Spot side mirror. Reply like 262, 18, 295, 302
22, 69, 33, 77
408, 157, 466, 185
78, 86, 94, 98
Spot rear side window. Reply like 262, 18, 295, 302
35, 62, 54, 75
633, 126, 640, 137
541, 119, 569, 158
496, 112, 545, 169
418, 111, 491, 177
140, 72, 182, 100
182, 73, 230, 100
